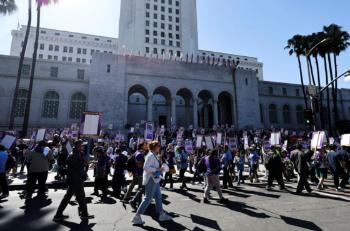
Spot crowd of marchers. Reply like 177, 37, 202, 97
0, 127, 349, 226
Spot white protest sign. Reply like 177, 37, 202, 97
229, 137, 237, 150
244, 136, 249, 150
341, 134, 350, 147
144, 122, 154, 141
82, 114, 100, 136
269, 132, 281, 146
216, 132, 223, 146
196, 135, 203, 148
311, 131, 326, 150
329, 137, 335, 145
0, 135, 16, 149
204, 136, 214, 150
36, 128, 46, 142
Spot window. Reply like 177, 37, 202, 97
48, 55, 52, 60
40, 43, 45, 50
107, 64, 111, 73
14, 89, 28, 118
296, 89, 300, 97
54, 45, 59, 51
283, 105, 291, 124
49, 44, 53, 51
77, 48, 82, 54
50, 67, 58, 78
282, 88, 287, 96
268, 86, 274, 95
53, 56, 58, 61
83, 48, 87, 54
76, 58, 81, 63
69, 93, 87, 119
68, 57, 72, 62
82, 58, 86, 63
22, 65, 30, 75
296, 106, 304, 124
269, 104, 278, 123
62, 56, 67, 62
42, 91, 59, 118
63, 46, 68, 53
38, 54, 43, 59
69, 47, 73, 53
77, 69, 85, 80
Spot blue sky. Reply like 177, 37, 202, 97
0, 0, 349, 87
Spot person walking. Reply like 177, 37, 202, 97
203, 149, 228, 204
162, 144, 176, 189
265, 146, 285, 191
290, 144, 312, 194
111, 148, 128, 198
221, 146, 234, 188
175, 146, 189, 190
234, 150, 245, 186
0, 145, 9, 198
131, 141, 172, 225
53, 140, 94, 222
26, 141, 54, 199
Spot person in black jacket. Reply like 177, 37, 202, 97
53, 140, 94, 222
265, 146, 285, 191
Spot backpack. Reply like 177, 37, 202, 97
197, 157, 207, 173
126, 154, 136, 172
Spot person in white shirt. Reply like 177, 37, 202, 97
132, 141, 172, 225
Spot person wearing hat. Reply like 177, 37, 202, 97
26, 140, 54, 199
53, 140, 94, 221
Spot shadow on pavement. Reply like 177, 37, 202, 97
55, 219, 96, 231
172, 188, 201, 203
280, 215, 323, 231
191, 214, 221, 230
214, 200, 270, 219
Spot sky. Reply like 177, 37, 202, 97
0, 0, 349, 87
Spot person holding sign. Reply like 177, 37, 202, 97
0, 145, 9, 198
132, 141, 172, 225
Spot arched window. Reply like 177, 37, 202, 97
14, 89, 28, 118
283, 105, 291, 124
296, 106, 304, 124
69, 93, 86, 119
42, 91, 59, 118
269, 104, 278, 123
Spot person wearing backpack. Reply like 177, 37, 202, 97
123, 141, 147, 211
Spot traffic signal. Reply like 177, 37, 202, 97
303, 109, 314, 126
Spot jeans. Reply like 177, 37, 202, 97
222, 167, 233, 187
0, 173, 9, 195
137, 179, 163, 215
237, 169, 244, 184
179, 168, 187, 188
124, 175, 143, 201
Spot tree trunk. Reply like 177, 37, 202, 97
323, 57, 332, 135
22, 4, 41, 137
307, 56, 316, 86
315, 56, 324, 129
327, 53, 337, 130
297, 55, 308, 108
8, 0, 32, 131
333, 53, 339, 121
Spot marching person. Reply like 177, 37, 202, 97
290, 144, 312, 194
53, 140, 94, 222
132, 141, 172, 225
162, 144, 176, 189
175, 146, 189, 190
248, 145, 260, 183
203, 149, 228, 204
221, 146, 234, 189
265, 146, 285, 191
234, 149, 245, 186
92, 147, 110, 197
111, 148, 128, 198
0, 145, 9, 198
26, 140, 54, 199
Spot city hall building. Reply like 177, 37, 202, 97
1, 0, 350, 131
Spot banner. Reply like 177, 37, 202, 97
36, 128, 46, 142
144, 122, 154, 141
341, 134, 350, 147
269, 132, 281, 145
311, 131, 326, 150
196, 135, 203, 148
216, 132, 223, 146
80, 112, 102, 137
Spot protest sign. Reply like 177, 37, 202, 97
341, 134, 350, 147
36, 128, 46, 142
66, 142, 73, 155
80, 112, 102, 137
0, 135, 16, 149
205, 136, 214, 150
196, 135, 203, 148
216, 132, 223, 146
228, 137, 237, 150
311, 131, 326, 150
185, 140, 193, 153
144, 122, 154, 141
269, 132, 281, 145
244, 135, 249, 150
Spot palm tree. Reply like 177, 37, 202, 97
285, 35, 308, 108
9, 0, 32, 131
0, 0, 17, 15
22, 0, 58, 136
323, 24, 350, 125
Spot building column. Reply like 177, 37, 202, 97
213, 99, 219, 126
147, 96, 153, 122
171, 97, 176, 125
193, 98, 198, 128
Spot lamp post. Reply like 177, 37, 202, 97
306, 38, 330, 130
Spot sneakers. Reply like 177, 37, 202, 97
336, 187, 345, 192
132, 214, 145, 225
53, 214, 69, 222
80, 214, 95, 220
203, 198, 210, 204
159, 212, 173, 222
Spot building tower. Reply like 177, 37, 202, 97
118, 0, 198, 57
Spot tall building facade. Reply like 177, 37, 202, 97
10, 26, 118, 64
118, 0, 198, 58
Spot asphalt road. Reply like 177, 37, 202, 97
0, 182, 349, 231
